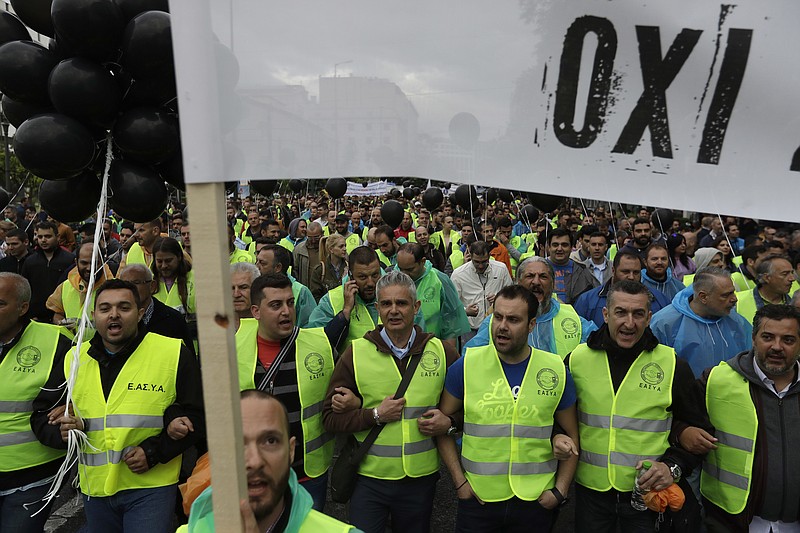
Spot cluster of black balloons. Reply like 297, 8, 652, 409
0, 0, 188, 223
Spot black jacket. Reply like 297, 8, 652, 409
33, 328, 205, 469
146, 298, 195, 356
20, 247, 75, 322
0, 250, 31, 274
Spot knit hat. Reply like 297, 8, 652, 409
693, 247, 722, 271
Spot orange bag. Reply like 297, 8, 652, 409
643, 483, 686, 513
179, 452, 212, 515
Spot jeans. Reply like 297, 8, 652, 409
574, 484, 658, 533
0, 482, 53, 533
82, 485, 177, 533
349, 473, 438, 533
300, 471, 328, 512
455, 496, 554, 533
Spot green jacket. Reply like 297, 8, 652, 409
178, 469, 358, 532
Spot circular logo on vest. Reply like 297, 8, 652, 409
420, 351, 441, 372
422, 286, 436, 301
560, 317, 579, 335
16, 346, 41, 368
304, 353, 325, 375
536, 368, 559, 390
640, 362, 665, 386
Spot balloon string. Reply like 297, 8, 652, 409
33, 135, 114, 514
0, 173, 32, 216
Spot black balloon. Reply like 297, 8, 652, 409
116, 0, 169, 21
520, 205, 540, 224
526, 192, 561, 213
119, 72, 177, 109
422, 187, 443, 210
651, 208, 675, 230
288, 179, 304, 193
39, 171, 101, 222
454, 184, 479, 210
49, 58, 122, 129
113, 107, 179, 165
402, 188, 415, 200
0, 12, 32, 45
498, 189, 514, 203
224, 181, 238, 194
449, 112, 480, 150
14, 113, 95, 179
108, 160, 168, 222
1, 95, 52, 128
0, 41, 58, 104
442, 182, 451, 190
121, 11, 173, 79
389, 188, 401, 198
412, 187, 421, 196
250, 180, 278, 196
402, 180, 412, 188
381, 200, 404, 229
156, 151, 183, 190
325, 177, 347, 199
486, 188, 498, 205
51, 0, 125, 62
10, 0, 54, 37
361, 182, 368, 188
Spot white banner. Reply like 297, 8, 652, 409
173, 1, 800, 221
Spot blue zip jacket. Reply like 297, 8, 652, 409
641, 267, 684, 301
650, 285, 753, 377
573, 280, 671, 327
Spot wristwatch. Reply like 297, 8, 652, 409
446, 415, 458, 436
550, 487, 568, 507
372, 407, 382, 426
666, 462, 682, 483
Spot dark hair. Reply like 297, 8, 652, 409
6, 228, 28, 242
398, 242, 425, 263
481, 218, 496, 232
547, 228, 574, 246
607, 280, 652, 311
95, 278, 142, 309
469, 240, 490, 257
120, 221, 135, 232
613, 251, 644, 269
261, 219, 280, 231
348, 246, 379, 268
753, 304, 800, 338
249, 273, 293, 308
259, 244, 293, 272
495, 284, 539, 321
578, 225, 599, 239
79, 222, 96, 234
765, 240, 785, 250
497, 216, 513, 229
667, 234, 690, 269
632, 217, 651, 228
741, 244, 767, 266
147, 218, 163, 231
374, 225, 396, 241
151, 237, 192, 310
589, 231, 608, 245
35, 221, 58, 234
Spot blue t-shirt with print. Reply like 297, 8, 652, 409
445, 354, 576, 410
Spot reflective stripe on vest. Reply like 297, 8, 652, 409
462, 344, 563, 502
416, 267, 443, 338
235, 323, 335, 477
700, 362, 757, 514
329, 285, 376, 349
68, 333, 182, 496
352, 337, 445, 479
0, 322, 66, 471
570, 344, 675, 492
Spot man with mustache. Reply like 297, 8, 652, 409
178, 391, 357, 532
235, 273, 337, 511
463, 257, 597, 359
679, 304, 800, 532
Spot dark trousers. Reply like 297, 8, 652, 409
349, 473, 438, 533
575, 484, 658, 533
455, 496, 554, 533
